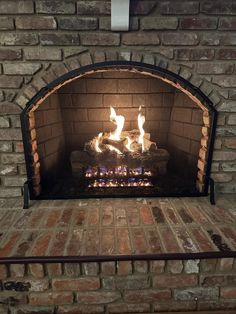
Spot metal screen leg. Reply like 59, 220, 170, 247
209, 178, 215, 205
23, 182, 29, 209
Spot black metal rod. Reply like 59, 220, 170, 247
209, 178, 216, 205
0, 250, 235, 265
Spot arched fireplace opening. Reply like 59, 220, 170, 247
20, 61, 217, 200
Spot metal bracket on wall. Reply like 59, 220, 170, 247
23, 181, 29, 209
209, 177, 215, 205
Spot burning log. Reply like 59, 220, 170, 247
102, 138, 126, 153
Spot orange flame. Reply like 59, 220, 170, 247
138, 107, 145, 152
95, 132, 102, 153
109, 107, 125, 141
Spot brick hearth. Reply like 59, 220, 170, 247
0, 196, 236, 313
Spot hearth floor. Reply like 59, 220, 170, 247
0, 196, 235, 260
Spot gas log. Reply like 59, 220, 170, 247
70, 148, 170, 178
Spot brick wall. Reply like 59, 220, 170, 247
0, 258, 235, 313
0, 0, 236, 197
58, 71, 175, 152
34, 93, 65, 179
168, 92, 203, 177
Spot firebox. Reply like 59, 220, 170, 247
21, 61, 217, 200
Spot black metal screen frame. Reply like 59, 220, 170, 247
20, 61, 218, 200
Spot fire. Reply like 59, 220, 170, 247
92, 106, 157, 155
109, 107, 125, 141
138, 107, 145, 153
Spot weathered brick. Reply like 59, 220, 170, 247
0, 188, 22, 197
57, 304, 104, 314
24, 48, 62, 61
3, 176, 26, 187
0, 17, 14, 30
154, 300, 197, 312
225, 138, 236, 149
167, 260, 183, 274
76, 291, 121, 304
219, 258, 234, 271
77, 1, 110, 15
101, 262, 116, 275
180, 18, 217, 29
174, 287, 219, 301
153, 274, 197, 288
0, 33, 38, 46
12, 306, 54, 314
107, 303, 150, 314
201, 33, 236, 46
160, 1, 199, 14
150, 260, 165, 273
4, 63, 41, 75
0, 165, 17, 175
29, 264, 45, 278
0, 48, 22, 61
122, 32, 159, 45
82, 262, 99, 275
219, 17, 236, 30
117, 261, 132, 275
52, 277, 100, 291
130, 1, 156, 15
141, 17, 178, 30
0, 292, 27, 306
213, 151, 236, 161
10, 264, 25, 277
41, 33, 80, 46
81, 32, 120, 46
1, 153, 25, 164
197, 63, 234, 74
0, 264, 7, 279
221, 287, 236, 298
58, 17, 97, 30
0, 1, 34, 14
217, 49, 236, 60
0, 76, 23, 89
29, 292, 73, 305
0, 117, 10, 127
176, 48, 215, 60
201, 1, 236, 15
36, 1, 75, 14
124, 289, 171, 302
200, 259, 217, 273
213, 77, 236, 87
0, 129, 22, 141
16, 16, 57, 30
133, 261, 148, 273
115, 275, 150, 290
228, 115, 236, 125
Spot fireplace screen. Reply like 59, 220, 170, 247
21, 61, 217, 199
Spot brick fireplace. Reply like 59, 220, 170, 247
0, 0, 236, 200
0, 1, 236, 313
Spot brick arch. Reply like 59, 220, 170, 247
17, 50, 221, 111
19, 50, 217, 197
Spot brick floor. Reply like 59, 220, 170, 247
0, 196, 235, 258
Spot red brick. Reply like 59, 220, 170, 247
201, 1, 236, 14
130, 1, 156, 15
52, 278, 100, 291
49, 230, 70, 256
160, 1, 199, 14
15, 17, 57, 30
116, 228, 132, 254
153, 274, 197, 288
30, 232, 51, 256
76, 291, 121, 304
0, 232, 21, 257
219, 17, 236, 30
43, 209, 62, 228
101, 262, 116, 275
122, 32, 160, 46
150, 261, 165, 273
29, 263, 44, 278
176, 49, 215, 61
87, 207, 99, 225
124, 289, 171, 302
29, 292, 73, 305
221, 287, 236, 298
107, 302, 150, 313
46, 263, 62, 276
180, 18, 217, 29
154, 300, 197, 312
57, 305, 104, 314
219, 258, 234, 271
101, 228, 115, 255
117, 261, 132, 275
140, 207, 154, 224
217, 49, 236, 60
0, 264, 7, 279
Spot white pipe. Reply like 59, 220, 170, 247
111, 0, 130, 31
